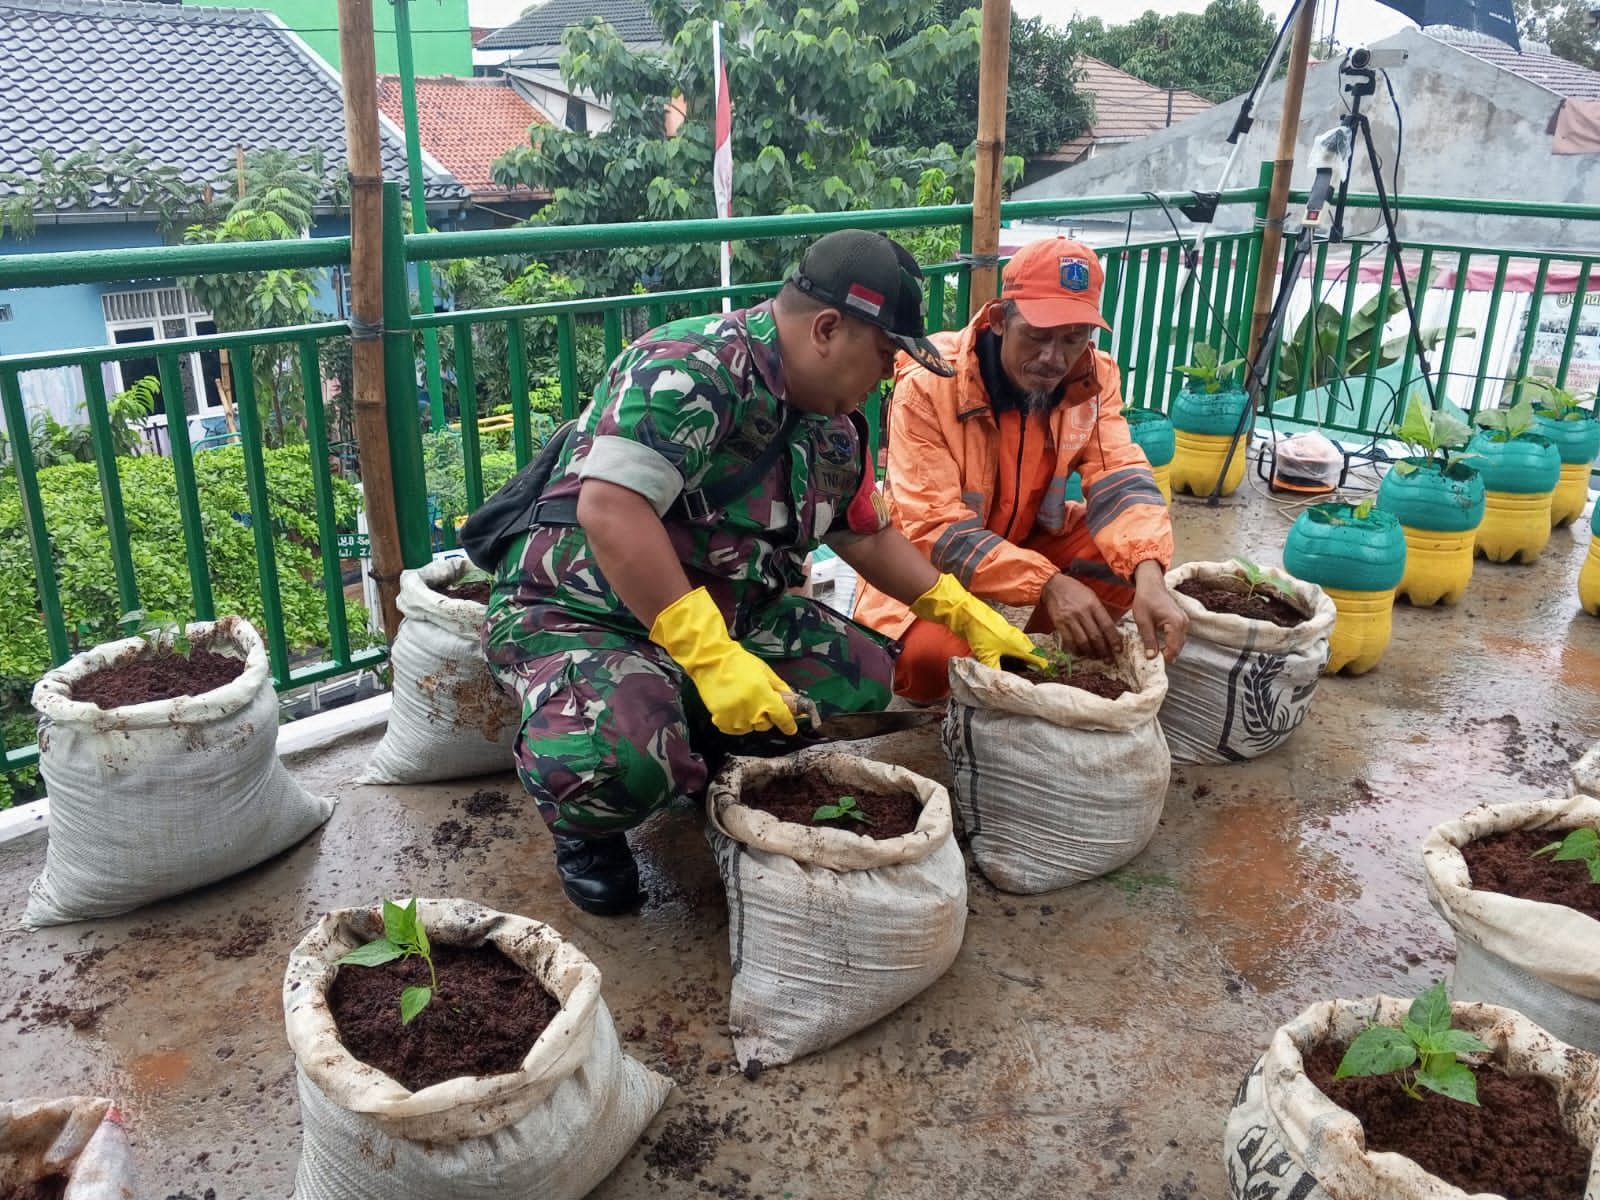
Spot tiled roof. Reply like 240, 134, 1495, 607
477, 0, 661, 53
376, 74, 548, 198
1048, 57, 1214, 163
1430, 26, 1600, 98
0, 0, 466, 215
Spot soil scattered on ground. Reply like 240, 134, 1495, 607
213, 913, 273, 961
1465, 713, 1586, 789
643, 1102, 747, 1183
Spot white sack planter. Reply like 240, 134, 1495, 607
1159, 560, 1335, 764
944, 627, 1170, 893
360, 559, 518, 784
1423, 794, 1600, 1052
27, 615, 332, 927
1223, 994, 1600, 1198
284, 899, 671, 1200
707, 752, 966, 1071
1573, 742, 1600, 797
0, 1097, 136, 1199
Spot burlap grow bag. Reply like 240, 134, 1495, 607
1223, 995, 1600, 1198
707, 753, 967, 1071
284, 899, 671, 1200
944, 628, 1169, 893
26, 615, 332, 927
0, 1097, 135, 1199
1423, 795, 1600, 1053
360, 559, 518, 784
1573, 742, 1600, 797
1159, 560, 1335, 764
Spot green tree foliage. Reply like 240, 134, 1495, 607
1068, 0, 1280, 103
0, 142, 194, 240
493, 0, 1019, 293
878, 2, 1092, 160
1514, 0, 1600, 69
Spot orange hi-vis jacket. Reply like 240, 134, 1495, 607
853, 303, 1175, 642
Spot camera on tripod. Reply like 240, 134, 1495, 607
1342, 45, 1409, 72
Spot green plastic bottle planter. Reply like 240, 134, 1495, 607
1283, 503, 1406, 675
1123, 407, 1176, 467
1171, 386, 1251, 437
1468, 432, 1560, 562
1465, 431, 1560, 494
1377, 460, 1485, 608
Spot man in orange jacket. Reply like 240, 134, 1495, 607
854, 236, 1189, 703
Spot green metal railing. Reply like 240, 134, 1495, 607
4, 174, 1600, 787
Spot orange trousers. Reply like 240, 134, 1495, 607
894, 519, 1135, 704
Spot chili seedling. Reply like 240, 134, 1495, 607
120, 608, 190, 657
337, 898, 439, 1024
1387, 393, 1476, 473
1333, 980, 1490, 1104
1533, 826, 1600, 882
813, 795, 871, 825
1229, 556, 1292, 603
1174, 341, 1246, 394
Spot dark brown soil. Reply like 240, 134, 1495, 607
739, 771, 921, 838
437, 580, 492, 604
1303, 1042, 1588, 1199
1176, 577, 1308, 627
72, 647, 245, 708
1006, 661, 1130, 700
458, 788, 514, 819
1460, 828, 1600, 920
328, 941, 560, 1093
1, 1178, 68, 1200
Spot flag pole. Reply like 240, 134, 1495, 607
712, 19, 733, 313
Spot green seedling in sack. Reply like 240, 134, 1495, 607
1032, 646, 1077, 679
1334, 980, 1491, 1104
1533, 826, 1600, 882
1230, 557, 1293, 604
1175, 342, 1247, 394
813, 795, 871, 826
1388, 394, 1476, 473
338, 898, 439, 1024
120, 608, 190, 657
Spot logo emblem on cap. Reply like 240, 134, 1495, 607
1060, 258, 1091, 292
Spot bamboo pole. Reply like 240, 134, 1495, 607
1246, 0, 1319, 372
968, 0, 1010, 319
337, 0, 405, 638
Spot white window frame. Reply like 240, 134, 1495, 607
101, 287, 225, 430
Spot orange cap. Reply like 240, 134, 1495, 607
1000, 237, 1111, 331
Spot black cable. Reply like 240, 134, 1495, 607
1381, 69, 1404, 202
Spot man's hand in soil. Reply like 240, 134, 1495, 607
1040, 573, 1120, 661
1130, 560, 1188, 663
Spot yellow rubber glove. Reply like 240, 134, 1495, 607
911, 574, 1048, 670
649, 587, 800, 736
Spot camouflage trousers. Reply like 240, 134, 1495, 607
490, 595, 897, 834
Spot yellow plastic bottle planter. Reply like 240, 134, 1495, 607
1149, 460, 1173, 504
1124, 407, 1176, 505
1533, 412, 1600, 528
1170, 386, 1249, 498
1375, 459, 1485, 607
1552, 462, 1591, 529
1581, 504, 1600, 616
1467, 431, 1560, 564
1282, 502, 1406, 676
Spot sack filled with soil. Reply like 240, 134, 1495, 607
1159, 560, 1335, 764
945, 627, 1169, 893
284, 898, 671, 1200
0, 1096, 136, 1198
1422, 794, 1600, 1052
707, 752, 966, 1071
26, 615, 332, 927
360, 558, 518, 784
1223, 994, 1600, 1198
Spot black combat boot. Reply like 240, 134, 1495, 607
551, 831, 643, 916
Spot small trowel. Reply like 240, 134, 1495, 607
781, 693, 939, 745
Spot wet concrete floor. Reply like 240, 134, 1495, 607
2, 483, 1599, 1200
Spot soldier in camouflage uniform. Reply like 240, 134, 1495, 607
486, 230, 1045, 915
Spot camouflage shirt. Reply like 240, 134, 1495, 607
487, 301, 889, 658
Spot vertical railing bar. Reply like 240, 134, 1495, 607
1, 366, 70, 664
557, 313, 580, 421
154, 350, 215, 622
1557, 259, 1593, 392
508, 319, 531, 467
81, 363, 141, 619
298, 336, 351, 667
1099, 250, 1123, 356
230, 350, 292, 685
1133, 246, 1163, 409
456, 329, 484, 512
1397, 247, 1435, 405
603, 309, 623, 364
1117, 247, 1143, 377
1472, 256, 1511, 415
1435, 251, 1473, 409
1514, 256, 1553, 384
1359, 245, 1398, 432
955, 221, 973, 326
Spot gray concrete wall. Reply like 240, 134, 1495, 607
1015, 28, 1600, 252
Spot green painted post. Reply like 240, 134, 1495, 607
298, 337, 351, 665
508, 320, 531, 466
393, 0, 446, 434
229, 362, 292, 685
381, 181, 434, 568
1, 367, 70, 664
81, 365, 140, 619
557, 313, 579, 420
154, 351, 215, 621
454, 327, 484, 512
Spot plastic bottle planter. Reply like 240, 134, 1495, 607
1374, 459, 1485, 607
1282, 503, 1406, 675
1169, 386, 1250, 497
1123, 407, 1176, 503
1581, 500, 1600, 616
1533, 412, 1600, 527
1467, 431, 1561, 563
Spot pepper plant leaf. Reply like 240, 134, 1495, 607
1421, 1028, 1491, 1057
383, 897, 418, 947
1334, 1025, 1416, 1078
1408, 981, 1452, 1038
1415, 1057, 1480, 1105
813, 803, 845, 821
399, 985, 433, 1025
338, 938, 405, 967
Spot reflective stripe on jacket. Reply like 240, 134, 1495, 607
853, 302, 1173, 641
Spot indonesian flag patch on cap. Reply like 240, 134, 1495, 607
844, 283, 885, 318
